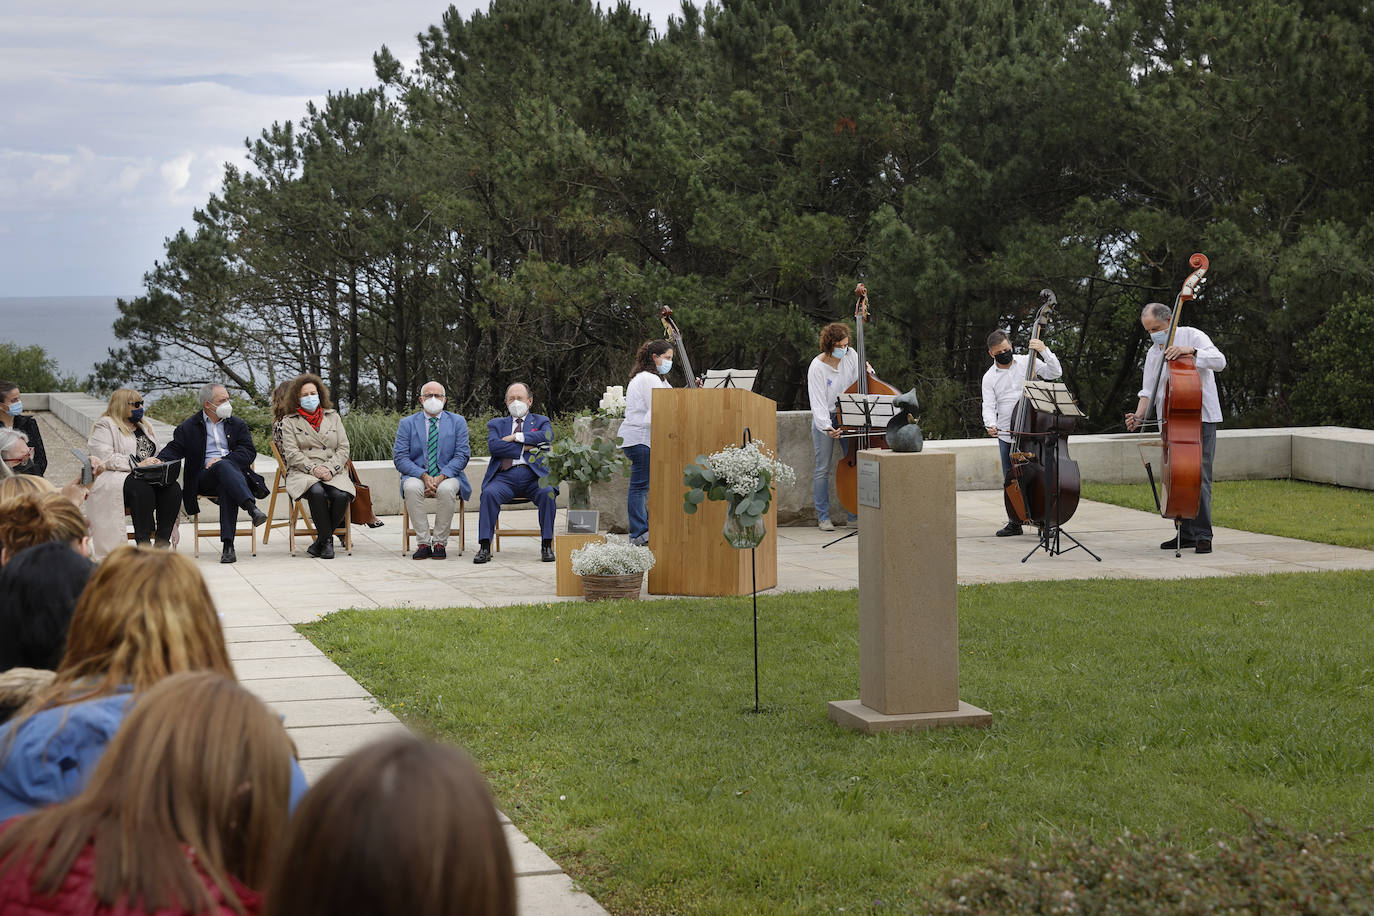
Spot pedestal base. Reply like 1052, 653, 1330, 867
827, 699, 993, 735
554, 534, 605, 597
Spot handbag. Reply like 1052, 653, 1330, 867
346, 460, 379, 525
129, 457, 181, 487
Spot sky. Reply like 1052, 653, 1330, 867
0, 0, 685, 298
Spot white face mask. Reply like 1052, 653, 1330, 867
423, 396, 444, 416
214, 401, 233, 420
508, 399, 529, 419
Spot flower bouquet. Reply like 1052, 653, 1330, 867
597, 385, 626, 419
570, 537, 656, 600
682, 439, 795, 548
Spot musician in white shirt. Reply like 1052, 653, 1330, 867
621, 340, 674, 546
1124, 302, 1227, 553
806, 322, 860, 532
981, 328, 1061, 537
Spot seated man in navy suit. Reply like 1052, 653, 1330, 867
156, 383, 269, 564
474, 382, 557, 564
393, 380, 471, 560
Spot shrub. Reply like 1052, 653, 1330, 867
922, 818, 1374, 914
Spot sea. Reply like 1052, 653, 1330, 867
0, 296, 128, 380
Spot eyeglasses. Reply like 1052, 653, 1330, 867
131, 401, 144, 408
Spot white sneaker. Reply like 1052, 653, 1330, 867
818, 518, 836, 532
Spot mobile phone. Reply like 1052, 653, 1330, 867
71, 447, 94, 486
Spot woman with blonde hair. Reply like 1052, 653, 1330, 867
0, 490, 89, 566
264, 734, 515, 916
85, 388, 182, 558
279, 373, 354, 559
0, 671, 294, 915
0, 547, 307, 819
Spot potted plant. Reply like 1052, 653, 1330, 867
682, 438, 796, 549
570, 537, 656, 601
545, 434, 630, 511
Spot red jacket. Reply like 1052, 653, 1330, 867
0, 834, 260, 916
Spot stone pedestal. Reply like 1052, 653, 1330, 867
555, 534, 605, 597
828, 450, 992, 734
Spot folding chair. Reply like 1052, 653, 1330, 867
402, 495, 466, 556
289, 495, 352, 556
191, 496, 258, 557
494, 496, 541, 552
261, 443, 293, 544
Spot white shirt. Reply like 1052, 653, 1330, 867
807, 351, 860, 432
508, 416, 528, 466
620, 370, 670, 449
203, 413, 229, 465
981, 350, 1063, 443
1138, 326, 1225, 424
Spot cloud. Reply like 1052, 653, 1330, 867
160, 153, 193, 196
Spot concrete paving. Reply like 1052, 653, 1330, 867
145, 497, 1374, 915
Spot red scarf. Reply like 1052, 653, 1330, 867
297, 405, 324, 431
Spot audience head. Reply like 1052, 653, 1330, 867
0, 491, 89, 566
0, 382, 19, 415
0, 427, 32, 469
0, 541, 96, 671
16, 546, 232, 717
288, 373, 332, 413
631, 340, 674, 382
270, 380, 293, 422
504, 382, 532, 419
820, 322, 851, 356
100, 388, 148, 434
0, 474, 56, 501
265, 735, 515, 916
199, 383, 231, 422
0, 671, 294, 914
420, 381, 447, 416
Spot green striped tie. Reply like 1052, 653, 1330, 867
426, 417, 439, 476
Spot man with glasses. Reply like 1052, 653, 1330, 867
393, 381, 471, 559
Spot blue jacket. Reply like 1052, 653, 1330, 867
482, 413, 555, 491
0, 688, 308, 821
393, 410, 472, 502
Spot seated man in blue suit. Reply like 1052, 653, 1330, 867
393, 380, 472, 560
156, 383, 269, 564
474, 381, 557, 564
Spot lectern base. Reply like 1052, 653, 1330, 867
827, 699, 993, 735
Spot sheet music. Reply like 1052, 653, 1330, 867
1021, 381, 1085, 417
701, 369, 758, 391
836, 393, 900, 427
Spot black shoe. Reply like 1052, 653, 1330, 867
319, 538, 335, 559
306, 540, 323, 558
220, 543, 237, 564
367, 520, 385, 528
995, 522, 1023, 537
541, 545, 556, 562
246, 505, 268, 528
473, 546, 492, 564
249, 477, 270, 499
432, 544, 447, 559
412, 544, 433, 560
1194, 540, 1212, 554
1161, 536, 1197, 550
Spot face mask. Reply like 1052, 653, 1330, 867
130, 408, 145, 423
1150, 330, 1170, 347
215, 401, 233, 420
831, 347, 848, 359
994, 350, 1014, 366
656, 359, 673, 375
300, 394, 320, 412
6, 401, 21, 416
508, 399, 529, 419
423, 396, 444, 416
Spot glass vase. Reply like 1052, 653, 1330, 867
722, 499, 767, 549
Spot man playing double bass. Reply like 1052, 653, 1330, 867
982, 328, 1062, 537
1124, 302, 1227, 554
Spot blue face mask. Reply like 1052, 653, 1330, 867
1150, 330, 1169, 347
130, 408, 145, 423
831, 347, 848, 359
6, 401, 21, 417
657, 359, 673, 375
300, 394, 321, 411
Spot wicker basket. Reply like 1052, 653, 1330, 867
580, 573, 644, 601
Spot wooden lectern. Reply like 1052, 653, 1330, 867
647, 388, 778, 596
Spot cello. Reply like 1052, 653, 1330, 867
1003, 289, 1082, 529
659, 305, 699, 389
834, 283, 900, 518
1143, 253, 1208, 526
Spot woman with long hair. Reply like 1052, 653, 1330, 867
264, 734, 515, 916
0, 547, 307, 819
620, 340, 675, 547
806, 321, 861, 531
278, 374, 354, 559
86, 387, 182, 557
0, 671, 295, 915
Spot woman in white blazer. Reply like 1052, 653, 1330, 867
85, 389, 182, 558
279, 374, 355, 559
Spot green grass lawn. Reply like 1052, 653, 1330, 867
1082, 478, 1374, 549
300, 573, 1374, 915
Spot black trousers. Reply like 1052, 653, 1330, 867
197, 460, 254, 541
304, 482, 353, 541
123, 475, 182, 543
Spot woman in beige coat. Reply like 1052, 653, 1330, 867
85, 389, 182, 558
280, 374, 354, 559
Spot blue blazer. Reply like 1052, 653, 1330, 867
392, 410, 472, 501
482, 413, 555, 491
157, 412, 265, 515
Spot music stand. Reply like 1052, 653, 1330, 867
702, 369, 758, 392
1015, 382, 1101, 563
820, 394, 901, 549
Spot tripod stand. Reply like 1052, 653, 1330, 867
1020, 426, 1101, 563
1013, 381, 1101, 564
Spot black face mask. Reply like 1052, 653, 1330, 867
994, 350, 1014, 365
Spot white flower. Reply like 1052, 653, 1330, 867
571, 537, 656, 575
704, 439, 796, 499
598, 385, 627, 416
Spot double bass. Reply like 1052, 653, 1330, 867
834, 283, 900, 518
1004, 289, 1082, 529
659, 305, 699, 389
1143, 253, 1208, 524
